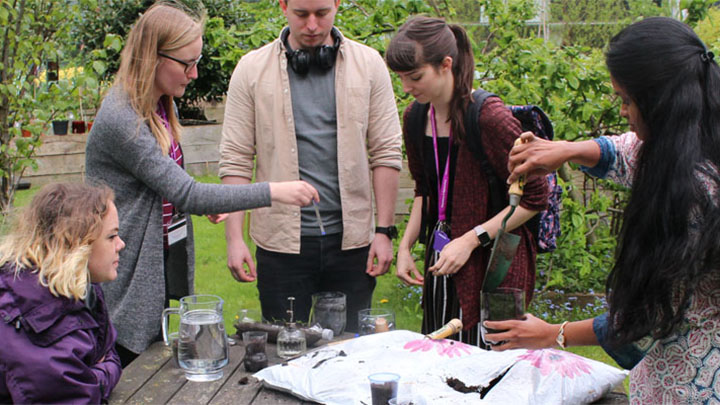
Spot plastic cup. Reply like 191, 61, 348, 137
368, 372, 400, 405
310, 292, 347, 335
358, 308, 396, 336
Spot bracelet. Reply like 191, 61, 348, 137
556, 321, 569, 349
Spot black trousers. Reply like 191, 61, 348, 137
255, 233, 375, 333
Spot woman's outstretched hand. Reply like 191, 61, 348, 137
269, 181, 319, 207
206, 213, 229, 224
507, 132, 567, 184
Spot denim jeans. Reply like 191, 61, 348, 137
256, 233, 375, 333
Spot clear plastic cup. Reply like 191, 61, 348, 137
368, 372, 400, 405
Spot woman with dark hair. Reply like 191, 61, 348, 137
85, 2, 318, 366
386, 16, 548, 346
489, 17, 720, 402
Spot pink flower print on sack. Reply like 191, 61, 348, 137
403, 339, 473, 358
518, 349, 593, 378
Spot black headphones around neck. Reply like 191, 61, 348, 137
282, 27, 341, 75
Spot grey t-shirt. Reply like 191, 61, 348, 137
288, 63, 343, 236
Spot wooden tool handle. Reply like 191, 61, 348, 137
508, 138, 526, 200
426, 318, 463, 339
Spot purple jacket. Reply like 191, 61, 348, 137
0, 263, 122, 404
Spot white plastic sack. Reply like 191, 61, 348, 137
254, 330, 627, 404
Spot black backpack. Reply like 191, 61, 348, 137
406, 89, 562, 253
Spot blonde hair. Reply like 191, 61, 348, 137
0, 183, 115, 300
114, 1, 206, 155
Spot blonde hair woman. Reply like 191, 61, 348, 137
0, 182, 124, 403
85, 1, 318, 366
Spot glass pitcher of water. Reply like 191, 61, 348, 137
162, 294, 229, 381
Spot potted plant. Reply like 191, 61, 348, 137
79, 76, 109, 134
71, 114, 86, 134
48, 78, 79, 135
52, 118, 69, 135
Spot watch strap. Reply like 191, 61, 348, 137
375, 226, 398, 239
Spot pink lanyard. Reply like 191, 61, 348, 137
157, 102, 179, 160
430, 105, 453, 221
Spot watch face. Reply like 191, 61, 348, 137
475, 228, 491, 247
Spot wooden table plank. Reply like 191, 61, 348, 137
109, 342, 171, 404
125, 355, 187, 404
169, 344, 246, 405
210, 337, 300, 405
253, 386, 317, 405
208, 369, 264, 405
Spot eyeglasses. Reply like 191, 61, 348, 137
158, 52, 202, 74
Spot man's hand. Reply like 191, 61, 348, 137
226, 239, 257, 282
365, 233, 394, 277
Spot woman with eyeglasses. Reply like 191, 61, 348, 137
85, 2, 318, 367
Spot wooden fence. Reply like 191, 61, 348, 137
22, 124, 414, 218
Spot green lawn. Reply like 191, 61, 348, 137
8, 178, 628, 390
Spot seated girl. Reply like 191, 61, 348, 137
0, 182, 124, 403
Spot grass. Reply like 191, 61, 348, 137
8, 177, 628, 391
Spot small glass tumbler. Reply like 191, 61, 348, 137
242, 331, 268, 372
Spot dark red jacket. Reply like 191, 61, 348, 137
403, 96, 549, 328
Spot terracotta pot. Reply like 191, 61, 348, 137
86, 121, 93, 132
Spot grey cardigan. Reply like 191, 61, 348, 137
85, 88, 271, 353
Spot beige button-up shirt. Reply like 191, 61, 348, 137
219, 30, 402, 253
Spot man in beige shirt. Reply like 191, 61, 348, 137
219, 0, 402, 332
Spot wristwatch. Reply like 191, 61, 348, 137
556, 321, 569, 349
375, 226, 398, 240
473, 225, 492, 247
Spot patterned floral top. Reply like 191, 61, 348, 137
585, 132, 720, 404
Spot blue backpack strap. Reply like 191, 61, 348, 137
508, 105, 554, 141
464, 89, 509, 217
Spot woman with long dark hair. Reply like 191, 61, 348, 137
488, 17, 720, 402
386, 16, 548, 346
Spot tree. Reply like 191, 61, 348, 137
0, 0, 89, 215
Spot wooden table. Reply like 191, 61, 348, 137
109, 334, 629, 404
109, 334, 319, 405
